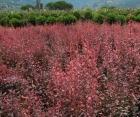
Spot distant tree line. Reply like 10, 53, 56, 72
20, 1, 73, 11
20, 4, 35, 11
45, 1, 73, 10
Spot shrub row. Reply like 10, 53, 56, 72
0, 8, 140, 27
0, 12, 78, 27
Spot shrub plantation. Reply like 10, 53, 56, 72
0, 7, 140, 27
0, 21, 140, 116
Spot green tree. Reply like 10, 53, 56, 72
63, 14, 77, 25
36, 16, 46, 25
46, 16, 56, 24
28, 15, 36, 26
105, 13, 117, 25
84, 10, 93, 20
73, 11, 81, 20
0, 17, 9, 26
93, 13, 104, 24
20, 4, 35, 11
8, 13, 21, 20
45, 2, 55, 10
45, 1, 73, 10
9, 18, 21, 28
117, 15, 127, 25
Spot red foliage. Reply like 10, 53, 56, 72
0, 22, 140, 116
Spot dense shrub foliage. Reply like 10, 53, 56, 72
36, 16, 46, 25
105, 13, 117, 25
93, 13, 104, 24
73, 11, 81, 20
136, 14, 140, 22
0, 17, 9, 26
117, 15, 126, 25
46, 16, 56, 24
84, 10, 93, 20
0, 21, 140, 116
1, 7, 140, 27
56, 15, 65, 23
9, 18, 22, 28
8, 13, 22, 20
63, 14, 77, 25
28, 15, 36, 26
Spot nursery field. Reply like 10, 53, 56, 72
0, 22, 140, 116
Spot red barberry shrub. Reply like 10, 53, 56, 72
0, 21, 140, 116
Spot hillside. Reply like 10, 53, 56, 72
40, 0, 140, 9
0, 0, 140, 11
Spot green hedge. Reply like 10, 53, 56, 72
9, 18, 21, 28
36, 16, 46, 25
8, 13, 22, 20
46, 16, 56, 24
28, 15, 36, 26
73, 11, 81, 20
117, 15, 127, 25
105, 13, 117, 25
50, 12, 58, 18
136, 14, 140, 22
0, 17, 9, 26
93, 13, 104, 24
56, 16, 64, 23
1, 8, 140, 27
63, 14, 77, 25
84, 10, 93, 20
21, 19, 28, 26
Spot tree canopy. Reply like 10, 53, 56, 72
45, 1, 73, 10
20, 4, 35, 11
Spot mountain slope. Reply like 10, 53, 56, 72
0, 0, 35, 11
41, 0, 140, 9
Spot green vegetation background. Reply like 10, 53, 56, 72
1, 6, 140, 28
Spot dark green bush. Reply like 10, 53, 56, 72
93, 13, 104, 24
63, 14, 77, 25
28, 12, 36, 16
133, 8, 140, 16
136, 14, 140, 22
8, 13, 21, 20
56, 16, 64, 23
119, 10, 130, 16
0, 17, 9, 26
28, 15, 36, 26
0, 13, 6, 20
106, 13, 117, 25
117, 15, 127, 25
20, 19, 28, 26
46, 16, 56, 24
55, 14, 77, 25
84, 10, 93, 20
36, 16, 46, 25
128, 14, 136, 21
9, 18, 21, 28
41, 12, 49, 18
73, 11, 81, 20
50, 12, 58, 18
62, 12, 71, 16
